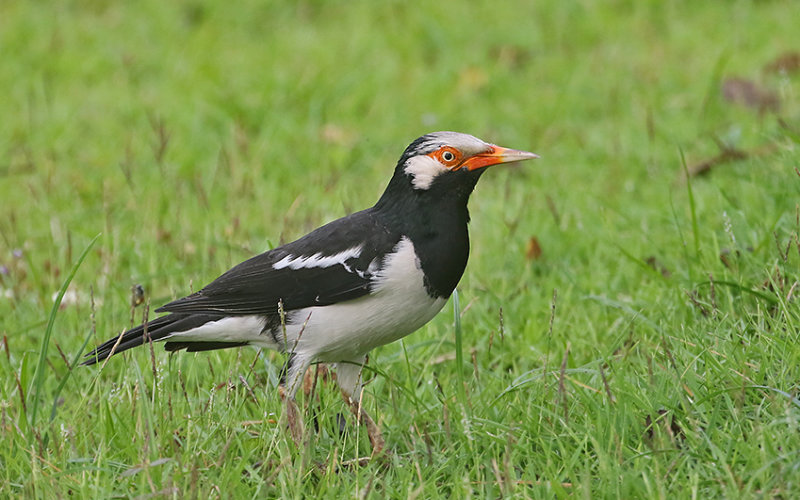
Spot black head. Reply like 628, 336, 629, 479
372, 132, 538, 297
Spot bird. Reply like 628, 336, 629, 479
83, 131, 538, 454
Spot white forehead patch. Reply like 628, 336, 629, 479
406, 132, 491, 157
403, 155, 449, 190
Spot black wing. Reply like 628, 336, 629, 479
156, 209, 400, 316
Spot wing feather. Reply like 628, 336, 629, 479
156, 209, 399, 316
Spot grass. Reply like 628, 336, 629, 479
1, 0, 799, 497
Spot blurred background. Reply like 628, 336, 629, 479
1, 0, 799, 496
2, 0, 796, 324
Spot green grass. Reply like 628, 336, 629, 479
2, 0, 800, 497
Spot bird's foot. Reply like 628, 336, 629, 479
302, 364, 332, 398
346, 399, 387, 458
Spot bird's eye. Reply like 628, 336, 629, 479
427, 146, 461, 168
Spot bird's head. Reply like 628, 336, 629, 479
396, 131, 538, 192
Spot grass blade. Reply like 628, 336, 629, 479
49, 327, 94, 422
452, 289, 471, 419
27, 233, 100, 436
41, 326, 96, 450
679, 146, 700, 259
453, 289, 464, 388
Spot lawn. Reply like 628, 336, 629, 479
1, 0, 799, 497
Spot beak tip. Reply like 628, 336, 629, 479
462, 145, 539, 170
502, 148, 539, 163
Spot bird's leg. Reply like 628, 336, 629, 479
334, 356, 386, 456
278, 385, 304, 446
280, 354, 312, 448
303, 363, 331, 399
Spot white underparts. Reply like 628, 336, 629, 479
280, 236, 447, 362
272, 245, 363, 270
164, 315, 267, 343
403, 155, 449, 190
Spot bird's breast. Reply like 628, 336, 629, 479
277, 237, 448, 361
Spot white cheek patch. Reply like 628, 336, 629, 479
403, 155, 449, 190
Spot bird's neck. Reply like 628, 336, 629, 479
373, 174, 481, 298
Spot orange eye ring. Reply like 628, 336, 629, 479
429, 146, 462, 168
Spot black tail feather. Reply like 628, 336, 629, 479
82, 313, 225, 365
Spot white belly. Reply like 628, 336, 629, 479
272, 237, 448, 361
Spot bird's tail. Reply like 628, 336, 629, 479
82, 313, 244, 365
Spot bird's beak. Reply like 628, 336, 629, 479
459, 145, 539, 171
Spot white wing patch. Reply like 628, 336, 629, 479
272, 245, 363, 271
403, 155, 449, 190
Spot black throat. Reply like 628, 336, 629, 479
373, 166, 485, 298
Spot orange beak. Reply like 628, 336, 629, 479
459, 145, 539, 171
